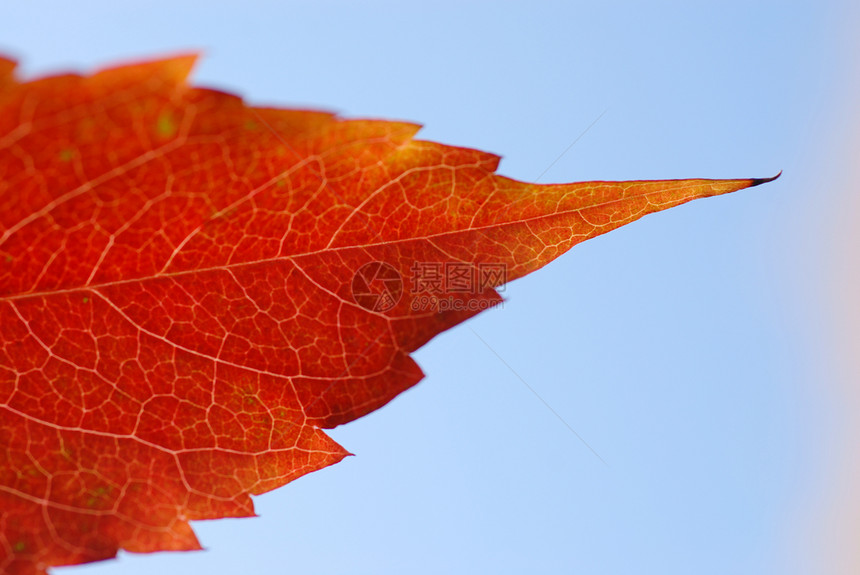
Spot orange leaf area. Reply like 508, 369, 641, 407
0, 54, 776, 573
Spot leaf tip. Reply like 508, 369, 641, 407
749, 170, 782, 187
95, 51, 201, 89
0, 55, 17, 85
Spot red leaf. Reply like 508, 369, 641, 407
0, 54, 777, 573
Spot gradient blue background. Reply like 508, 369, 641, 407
2, 2, 857, 573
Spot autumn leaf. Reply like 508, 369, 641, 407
0, 54, 777, 574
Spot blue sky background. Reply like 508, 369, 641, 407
2, 1, 857, 573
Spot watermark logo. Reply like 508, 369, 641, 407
351, 261, 403, 312
352, 261, 507, 314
